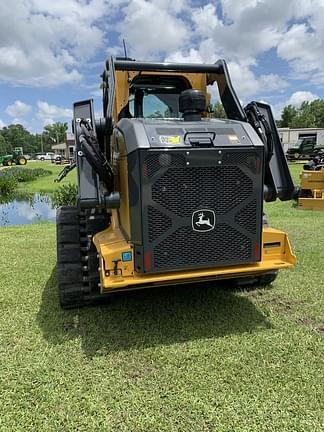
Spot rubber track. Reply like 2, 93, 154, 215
56, 206, 108, 308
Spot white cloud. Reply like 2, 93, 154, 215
0, 0, 323, 117
166, 49, 289, 100
11, 118, 28, 127
227, 62, 289, 100
286, 91, 319, 107
164, 0, 324, 101
5, 100, 32, 117
0, 119, 5, 129
165, 49, 204, 64
118, 0, 188, 58
191, 3, 222, 38
190, 1, 299, 61
0, 0, 118, 86
36, 101, 72, 126
42, 118, 55, 127
269, 90, 320, 120
277, 21, 324, 85
37, 101, 72, 119
273, 0, 324, 85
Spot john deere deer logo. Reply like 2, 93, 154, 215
192, 209, 215, 232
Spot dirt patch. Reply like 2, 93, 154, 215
296, 317, 324, 335
256, 296, 305, 313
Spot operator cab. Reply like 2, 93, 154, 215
118, 75, 192, 120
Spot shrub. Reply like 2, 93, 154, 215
52, 183, 78, 208
0, 173, 18, 196
0, 167, 52, 197
3, 167, 52, 182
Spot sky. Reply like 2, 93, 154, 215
1, 0, 324, 133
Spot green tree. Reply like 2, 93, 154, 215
0, 124, 40, 155
212, 101, 226, 119
277, 105, 298, 127
310, 99, 324, 127
291, 101, 316, 128
43, 122, 68, 145
1, 124, 35, 153
277, 99, 324, 128
0, 134, 10, 155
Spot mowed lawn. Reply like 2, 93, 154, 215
0, 164, 323, 431
0, 160, 76, 193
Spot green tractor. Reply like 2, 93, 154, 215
0, 147, 27, 166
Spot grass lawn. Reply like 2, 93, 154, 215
6, 160, 77, 194
0, 164, 323, 431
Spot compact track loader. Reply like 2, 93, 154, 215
56, 57, 296, 308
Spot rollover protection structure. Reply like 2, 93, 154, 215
56, 57, 296, 308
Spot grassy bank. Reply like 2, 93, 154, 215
0, 178, 323, 430
12, 160, 76, 194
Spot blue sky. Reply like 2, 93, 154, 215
1, 0, 324, 133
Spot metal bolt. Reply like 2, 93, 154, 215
186, 161, 190, 165
218, 150, 222, 154
218, 160, 222, 164
186, 151, 190, 155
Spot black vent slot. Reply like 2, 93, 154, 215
152, 166, 253, 217
144, 153, 185, 177
154, 225, 252, 270
148, 206, 172, 243
223, 152, 260, 174
235, 200, 257, 234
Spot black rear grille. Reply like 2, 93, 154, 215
235, 200, 257, 234
154, 225, 252, 269
148, 206, 172, 243
137, 148, 263, 273
152, 166, 252, 217
144, 153, 185, 178
223, 152, 261, 174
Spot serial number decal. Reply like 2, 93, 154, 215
159, 135, 182, 144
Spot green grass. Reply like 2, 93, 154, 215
0, 164, 323, 431
13, 160, 76, 194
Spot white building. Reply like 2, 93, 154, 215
51, 133, 75, 159
278, 127, 324, 152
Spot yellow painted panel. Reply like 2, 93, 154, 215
94, 223, 296, 292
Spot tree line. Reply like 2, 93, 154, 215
0, 122, 68, 156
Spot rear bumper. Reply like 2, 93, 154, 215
298, 169, 324, 211
298, 198, 324, 210
94, 227, 296, 293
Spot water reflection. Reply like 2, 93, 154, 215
0, 194, 56, 226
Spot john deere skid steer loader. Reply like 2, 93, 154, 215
56, 57, 296, 308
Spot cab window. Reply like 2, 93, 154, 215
125, 75, 190, 119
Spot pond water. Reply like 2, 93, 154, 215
0, 194, 56, 226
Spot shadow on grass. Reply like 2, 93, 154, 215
37, 267, 272, 357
